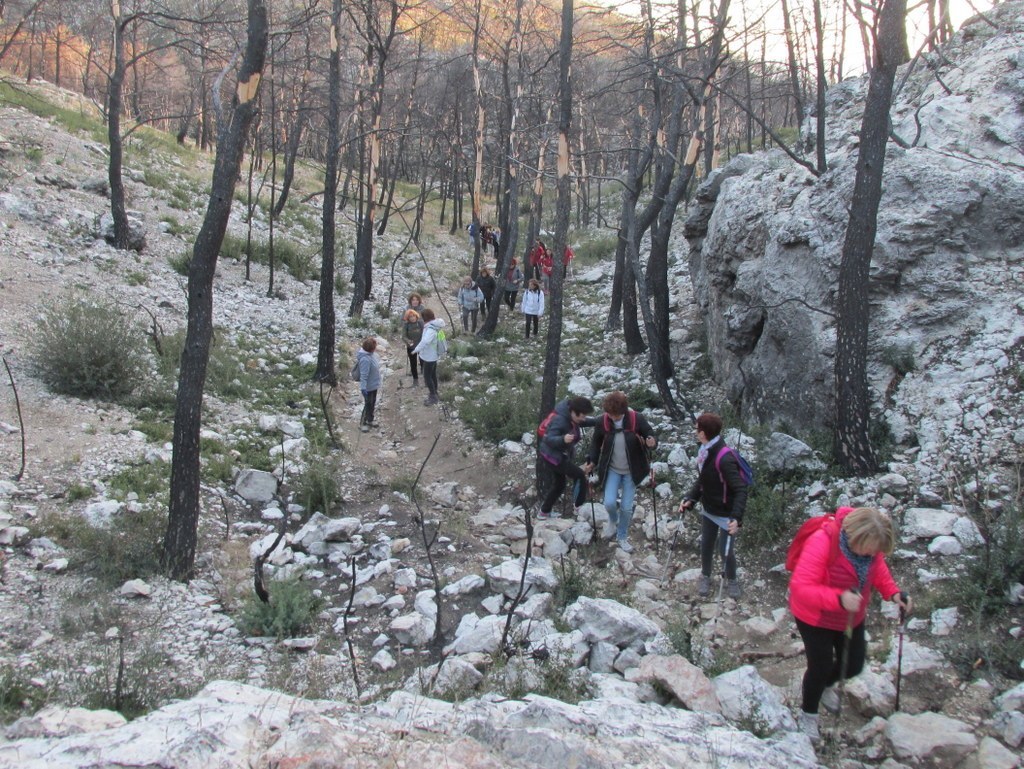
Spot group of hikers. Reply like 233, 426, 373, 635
353, 268, 912, 745
537, 395, 912, 743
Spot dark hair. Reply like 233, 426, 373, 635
602, 391, 628, 417
421, 308, 435, 322
696, 412, 723, 439
361, 337, 377, 352
568, 396, 594, 416
408, 292, 422, 304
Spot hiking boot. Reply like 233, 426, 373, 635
359, 424, 370, 433
697, 575, 712, 598
820, 686, 840, 715
412, 379, 419, 387
797, 711, 820, 743
727, 579, 742, 600
617, 539, 634, 553
536, 509, 557, 520
601, 521, 616, 540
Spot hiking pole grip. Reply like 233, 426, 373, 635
898, 591, 910, 622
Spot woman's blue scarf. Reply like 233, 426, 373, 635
839, 529, 873, 590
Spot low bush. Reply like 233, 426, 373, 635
29, 294, 149, 400
237, 577, 324, 639
220, 233, 316, 282
459, 376, 537, 443
0, 664, 48, 723
294, 450, 341, 516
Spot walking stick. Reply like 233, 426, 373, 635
588, 475, 597, 532
715, 533, 733, 604
894, 591, 909, 711
836, 589, 860, 720
659, 524, 681, 586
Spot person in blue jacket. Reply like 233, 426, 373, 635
537, 397, 596, 519
356, 337, 382, 432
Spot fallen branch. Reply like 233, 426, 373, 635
411, 432, 445, 655
2, 356, 26, 481
500, 498, 536, 658
344, 558, 363, 697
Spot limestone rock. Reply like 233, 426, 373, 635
903, 509, 958, 541
563, 596, 661, 648
486, 557, 558, 599
632, 654, 721, 714
885, 712, 978, 767
713, 665, 795, 733
389, 613, 435, 647
235, 469, 278, 503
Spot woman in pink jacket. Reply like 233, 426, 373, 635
788, 506, 912, 741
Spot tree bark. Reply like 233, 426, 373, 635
833, 0, 906, 475
163, 0, 268, 582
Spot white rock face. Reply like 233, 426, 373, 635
389, 613, 435, 647
567, 375, 594, 397
712, 665, 795, 733
764, 433, 825, 473
486, 557, 558, 599
930, 607, 959, 636
845, 668, 897, 717
885, 712, 978, 766
564, 597, 661, 648
902, 509, 958, 541
884, 638, 945, 675
631, 654, 721, 714
441, 574, 486, 596
235, 469, 278, 503
4, 705, 127, 739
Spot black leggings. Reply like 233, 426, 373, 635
422, 360, 438, 397
700, 515, 737, 580
525, 313, 539, 338
360, 389, 378, 426
540, 455, 588, 514
796, 618, 866, 714
504, 290, 518, 309
406, 344, 421, 381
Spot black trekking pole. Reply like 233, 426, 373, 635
836, 588, 860, 720
588, 475, 598, 532
894, 591, 909, 711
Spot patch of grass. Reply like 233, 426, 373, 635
66, 483, 93, 502
881, 342, 917, 376
0, 664, 48, 723
0, 81, 105, 141
571, 233, 618, 265
459, 373, 537, 443
154, 329, 261, 402
219, 233, 316, 282
134, 418, 173, 444
168, 249, 191, 275
106, 462, 168, 501
294, 448, 341, 516
32, 503, 168, 588
25, 145, 43, 162
159, 215, 191, 238
29, 293, 150, 400
237, 577, 325, 639
125, 270, 148, 287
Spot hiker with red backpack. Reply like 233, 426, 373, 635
537, 396, 597, 520
788, 506, 912, 742
677, 413, 750, 600
587, 391, 657, 553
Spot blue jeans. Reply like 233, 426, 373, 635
603, 470, 636, 541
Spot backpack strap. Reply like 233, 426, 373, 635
713, 445, 735, 504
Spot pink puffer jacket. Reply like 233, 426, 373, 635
788, 507, 900, 632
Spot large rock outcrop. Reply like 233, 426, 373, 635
684, 3, 1024, 480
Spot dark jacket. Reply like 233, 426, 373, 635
588, 409, 656, 486
539, 399, 596, 464
477, 273, 497, 299
683, 440, 750, 523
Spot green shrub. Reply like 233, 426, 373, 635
168, 250, 191, 275
571, 233, 618, 265
219, 233, 315, 282
0, 664, 47, 723
294, 452, 341, 515
238, 577, 324, 639
29, 294, 149, 399
154, 329, 258, 401
33, 501, 167, 587
459, 378, 537, 443
739, 478, 803, 555
881, 342, 917, 376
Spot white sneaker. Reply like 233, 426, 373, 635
617, 539, 634, 553
601, 521, 616, 540
820, 686, 840, 714
797, 711, 820, 743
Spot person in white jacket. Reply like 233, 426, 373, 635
521, 278, 545, 339
412, 308, 446, 405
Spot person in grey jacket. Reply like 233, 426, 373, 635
457, 276, 485, 333
538, 397, 597, 519
412, 309, 446, 406
503, 258, 523, 310
356, 337, 382, 432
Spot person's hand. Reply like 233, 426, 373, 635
840, 590, 863, 612
645, 436, 656, 448
894, 592, 913, 616
678, 499, 693, 514
583, 462, 594, 474
361, 389, 368, 397
563, 433, 574, 444
727, 519, 739, 535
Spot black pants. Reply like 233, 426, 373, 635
796, 618, 866, 714
504, 290, 518, 309
360, 389, 378, 425
540, 455, 588, 514
406, 344, 420, 381
462, 307, 479, 332
422, 360, 438, 397
525, 313, 539, 338
700, 515, 737, 580
482, 295, 492, 315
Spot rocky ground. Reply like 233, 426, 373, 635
0, 68, 1021, 769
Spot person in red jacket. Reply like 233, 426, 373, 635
788, 506, 912, 741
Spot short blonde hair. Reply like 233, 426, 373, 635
842, 507, 895, 555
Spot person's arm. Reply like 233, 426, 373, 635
542, 416, 569, 452
358, 356, 370, 392
638, 414, 657, 449
538, 292, 545, 316
587, 421, 605, 465
412, 327, 434, 355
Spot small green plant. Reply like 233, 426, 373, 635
459, 374, 537, 443
125, 270, 149, 287
29, 293, 149, 400
238, 577, 325, 639
66, 483, 93, 502
25, 145, 44, 162
159, 215, 191, 238
881, 342, 917, 376
168, 250, 191, 275
571, 233, 618, 265
0, 664, 48, 722
294, 450, 341, 516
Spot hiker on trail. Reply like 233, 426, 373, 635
563, 245, 575, 279
504, 258, 523, 310
537, 396, 597, 520
402, 308, 423, 387
521, 278, 545, 339
356, 337, 381, 432
457, 276, 485, 333
412, 308, 446, 406
677, 412, 749, 600
539, 247, 554, 292
529, 239, 546, 281
788, 506, 912, 742
587, 391, 657, 553
482, 225, 499, 258
477, 267, 496, 316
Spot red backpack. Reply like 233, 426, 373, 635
785, 511, 844, 571
537, 410, 558, 439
